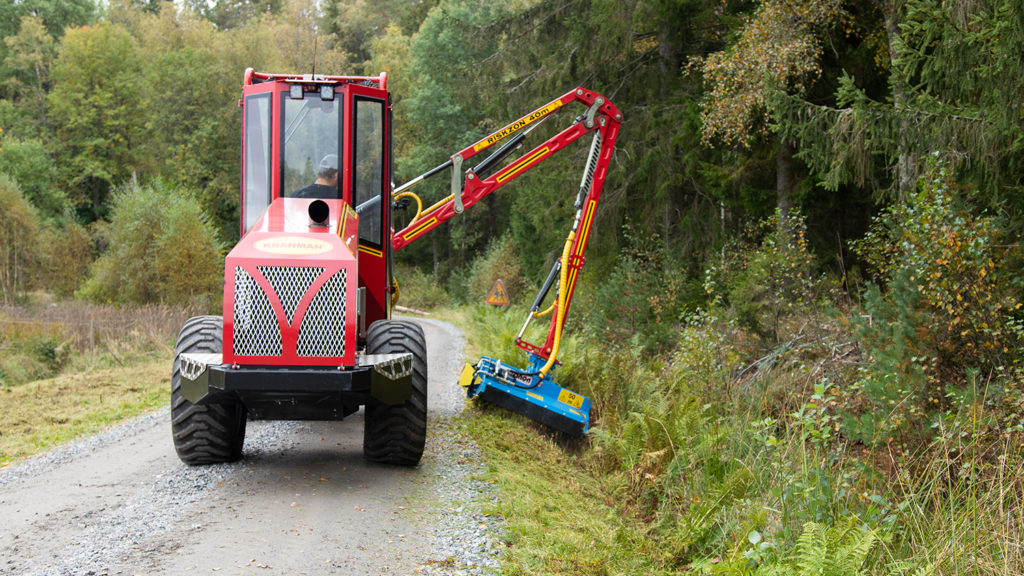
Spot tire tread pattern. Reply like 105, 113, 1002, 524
171, 316, 247, 465
363, 320, 428, 466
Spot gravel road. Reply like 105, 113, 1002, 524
0, 318, 503, 576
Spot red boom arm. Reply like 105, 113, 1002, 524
392, 87, 622, 361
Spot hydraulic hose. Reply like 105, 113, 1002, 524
394, 191, 423, 221
538, 229, 575, 379
533, 302, 556, 318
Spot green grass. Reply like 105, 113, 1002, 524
0, 354, 170, 462
0, 299, 189, 462
465, 403, 674, 575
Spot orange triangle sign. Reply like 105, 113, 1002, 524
486, 279, 510, 306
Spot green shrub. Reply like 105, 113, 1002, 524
39, 218, 93, 297
78, 179, 223, 305
854, 158, 1018, 370
462, 234, 528, 305
707, 208, 827, 346
586, 232, 699, 353
392, 263, 450, 310
849, 159, 1021, 446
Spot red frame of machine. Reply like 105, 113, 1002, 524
223, 199, 360, 367
230, 72, 621, 369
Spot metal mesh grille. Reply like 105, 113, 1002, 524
297, 269, 347, 357
232, 266, 282, 356
258, 266, 324, 324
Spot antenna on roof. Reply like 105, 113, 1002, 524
312, 36, 318, 76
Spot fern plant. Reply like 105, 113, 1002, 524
753, 520, 933, 576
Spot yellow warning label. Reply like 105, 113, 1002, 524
558, 389, 584, 409
526, 391, 544, 402
486, 279, 510, 306
471, 99, 564, 153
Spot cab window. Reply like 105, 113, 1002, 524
282, 95, 342, 199
353, 98, 384, 246
243, 93, 271, 233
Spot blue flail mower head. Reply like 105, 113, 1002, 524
459, 353, 591, 436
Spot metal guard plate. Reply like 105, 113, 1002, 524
179, 353, 223, 381
358, 353, 414, 381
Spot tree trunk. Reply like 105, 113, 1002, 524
776, 137, 797, 214
883, 2, 916, 199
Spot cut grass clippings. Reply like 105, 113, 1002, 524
0, 356, 170, 462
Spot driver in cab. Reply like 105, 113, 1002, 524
292, 154, 339, 199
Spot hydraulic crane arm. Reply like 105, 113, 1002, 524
392, 88, 622, 365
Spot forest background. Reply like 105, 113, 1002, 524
2, 0, 1024, 574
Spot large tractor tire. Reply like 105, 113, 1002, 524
363, 320, 428, 466
171, 315, 247, 465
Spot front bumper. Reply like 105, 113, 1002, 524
178, 352, 413, 420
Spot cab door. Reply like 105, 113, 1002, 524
348, 84, 391, 335
240, 84, 276, 236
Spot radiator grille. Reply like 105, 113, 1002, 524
232, 266, 282, 356
258, 266, 324, 324
297, 269, 347, 357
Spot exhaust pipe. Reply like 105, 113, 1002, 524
308, 199, 330, 227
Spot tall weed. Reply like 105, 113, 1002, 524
1, 300, 197, 385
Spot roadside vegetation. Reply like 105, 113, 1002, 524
460, 175, 1024, 574
0, 299, 197, 461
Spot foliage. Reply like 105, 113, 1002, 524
0, 134, 64, 218
774, 0, 1024, 202
462, 234, 528, 305
584, 233, 698, 353
48, 21, 144, 220
182, 0, 282, 30
698, 0, 842, 148
37, 217, 92, 298
78, 179, 223, 305
856, 158, 1017, 366
392, 263, 450, 311
849, 158, 1020, 445
707, 208, 827, 345
1, 16, 56, 134
0, 173, 42, 304
0, 0, 95, 40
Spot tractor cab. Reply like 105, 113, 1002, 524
238, 69, 393, 335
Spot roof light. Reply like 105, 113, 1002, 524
320, 85, 335, 101
289, 84, 304, 100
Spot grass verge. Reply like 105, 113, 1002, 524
0, 354, 170, 463
458, 303, 1024, 575
465, 404, 670, 575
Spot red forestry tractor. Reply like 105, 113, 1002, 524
172, 69, 621, 466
